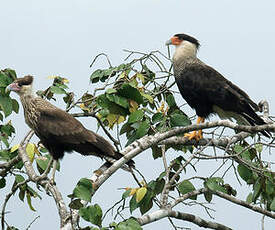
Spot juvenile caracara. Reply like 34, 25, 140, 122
166, 33, 270, 140
6, 76, 134, 180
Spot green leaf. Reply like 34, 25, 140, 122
136, 120, 150, 138
117, 84, 143, 104
120, 122, 133, 135
152, 112, 163, 124
12, 99, 19, 113
1, 123, 15, 136
27, 185, 41, 199
97, 94, 128, 116
178, 180, 196, 200
0, 95, 13, 117
26, 192, 36, 211
79, 204, 102, 227
19, 188, 25, 201
140, 92, 154, 104
166, 93, 177, 108
0, 135, 9, 148
15, 174, 25, 184
154, 179, 165, 195
115, 218, 142, 230
246, 193, 253, 204
234, 145, 252, 161
122, 190, 131, 199
69, 199, 84, 210
106, 88, 117, 94
270, 198, 275, 211
90, 69, 104, 83
36, 155, 56, 174
204, 190, 213, 203
138, 189, 153, 214
237, 164, 253, 183
255, 143, 263, 153
106, 94, 128, 109
0, 178, 6, 189
204, 177, 227, 193
170, 113, 190, 127
2, 69, 17, 81
0, 73, 12, 87
129, 195, 139, 213
142, 65, 155, 84
73, 178, 94, 202
252, 178, 262, 202
127, 120, 150, 145
50, 86, 66, 94
128, 110, 144, 123
234, 144, 243, 153
151, 145, 162, 159
266, 179, 274, 195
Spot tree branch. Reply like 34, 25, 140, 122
17, 130, 71, 228
0, 155, 21, 177
211, 190, 275, 219
93, 120, 273, 191
137, 209, 233, 230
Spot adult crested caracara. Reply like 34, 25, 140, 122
166, 33, 270, 140
6, 76, 134, 180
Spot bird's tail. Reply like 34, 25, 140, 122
241, 111, 271, 138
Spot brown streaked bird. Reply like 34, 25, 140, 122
166, 33, 270, 140
6, 76, 134, 181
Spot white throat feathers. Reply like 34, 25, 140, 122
172, 40, 198, 62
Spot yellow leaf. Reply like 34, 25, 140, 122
130, 188, 137, 196
47, 75, 58, 79
97, 114, 102, 119
26, 193, 36, 211
107, 114, 125, 129
136, 73, 145, 84
141, 92, 154, 104
34, 144, 41, 156
79, 103, 90, 112
10, 144, 20, 153
107, 114, 117, 129
140, 180, 146, 187
62, 78, 69, 84
118, 71, 127, 79
26, 143, 35, 163
117, 115, 125, 125
129, 100, 139, 113
157, 101, 165, 113
136, 187, 147, 203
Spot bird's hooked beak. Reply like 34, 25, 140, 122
165, 36, 182, 46
165, 39, 172, 46
5, 82, 20, 93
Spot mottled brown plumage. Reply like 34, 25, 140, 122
6, 75, 134, 166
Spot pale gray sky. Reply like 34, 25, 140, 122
1, 0, 275, 229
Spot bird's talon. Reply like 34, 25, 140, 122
184, 130, 203, 141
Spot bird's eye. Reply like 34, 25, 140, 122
17, 82, 22, 87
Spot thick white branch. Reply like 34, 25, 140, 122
137, 209, 233, 230
18, 131, 71, 228
94, 120, 272, 190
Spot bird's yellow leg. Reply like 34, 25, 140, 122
184, 117, 205, 141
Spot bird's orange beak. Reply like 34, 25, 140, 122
165, 36, 182, 46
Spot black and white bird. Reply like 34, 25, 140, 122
166, 33, 270, 140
